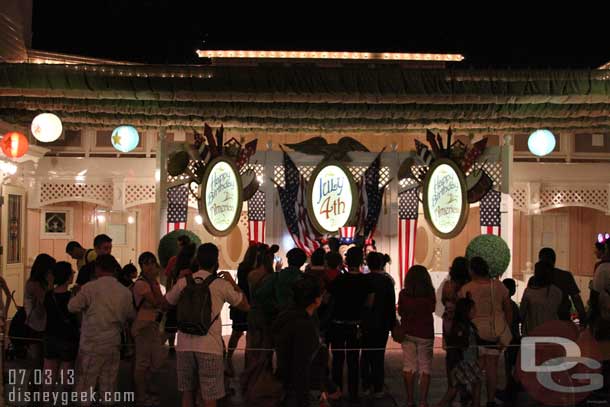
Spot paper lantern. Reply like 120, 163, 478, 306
528, 129, 556, 157
1, 132, 29, 159
31, 113, 62, 142
111, 126, 139, 153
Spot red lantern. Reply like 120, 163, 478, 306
1, 132, 29, 159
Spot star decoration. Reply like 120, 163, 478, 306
112, 133, 122, 146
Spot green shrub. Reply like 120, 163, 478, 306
157, 230, 201, 268
466, 234, 511, 278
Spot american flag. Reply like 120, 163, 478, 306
480, 189, 501, 236
359, 153, 383, 244
277, 152, 320, 256
167, 185, 189, 234
248, 190, 266, 244
398, 187, 419, 289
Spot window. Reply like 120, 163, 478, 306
40, 207, 73, 239
7, 195, 21, 264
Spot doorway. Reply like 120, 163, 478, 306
94, 210, 138, 267
1, 185, 26, 305
531, 211, 570, 269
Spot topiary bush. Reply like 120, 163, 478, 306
158, 229, 202, 268
466, 234, 511, 278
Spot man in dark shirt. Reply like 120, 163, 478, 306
361, 252, 396, 397
276, 248, 307, 310
328, 247, 374, 401
75, 234, 113, 286
273, 274, 322, 407
538, 248, 587, 326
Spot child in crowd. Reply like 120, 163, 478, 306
436, 297, 481, 407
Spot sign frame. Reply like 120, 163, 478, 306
199, 156, 243, 237
422, 158, 469, 239
306, 160, 358, 234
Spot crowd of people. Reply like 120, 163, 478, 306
7, 231, 610, 407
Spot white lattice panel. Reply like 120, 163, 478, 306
398, 161, 502, 188
273, 165, 391, 188
467, 162, 502, 188
512, 188, 527, 211
125, 184, 156, 207
540, 187, 608, 211
241, 163, 264, 177
40, 183, 113, 206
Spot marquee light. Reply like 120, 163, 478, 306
528, 129, 556, 157
196, 50, 465, 62
31, 113, 63, 143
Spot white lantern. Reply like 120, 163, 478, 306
528, 129, 556, 157
111, 126, 139, 153
31, 113, 62, 143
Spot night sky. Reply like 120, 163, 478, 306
31, 1, 610, 69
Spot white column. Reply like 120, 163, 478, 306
501, 135, 514, 279
25, 177, 40, 209
381, 150, 400, 292
112, 177, 125, 211
155, 129, 168, 243
501, 193, 514, 280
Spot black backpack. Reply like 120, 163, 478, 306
177, 274, 218, 336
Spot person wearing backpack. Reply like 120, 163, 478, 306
165, 243, 250, 407
132, 252, 168, 407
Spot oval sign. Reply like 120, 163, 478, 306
423, 158, 469, 239
307, 161, 357, 234
200, 157, 243, 236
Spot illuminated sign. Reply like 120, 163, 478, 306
307, 161, 357, 234
200, 157, 242, 236
423, 159, 468, 238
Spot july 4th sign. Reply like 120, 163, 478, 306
306, 161, 358, 234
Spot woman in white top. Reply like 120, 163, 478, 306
520, 261, 563, 336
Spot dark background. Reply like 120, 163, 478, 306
31, 1, 610, 69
